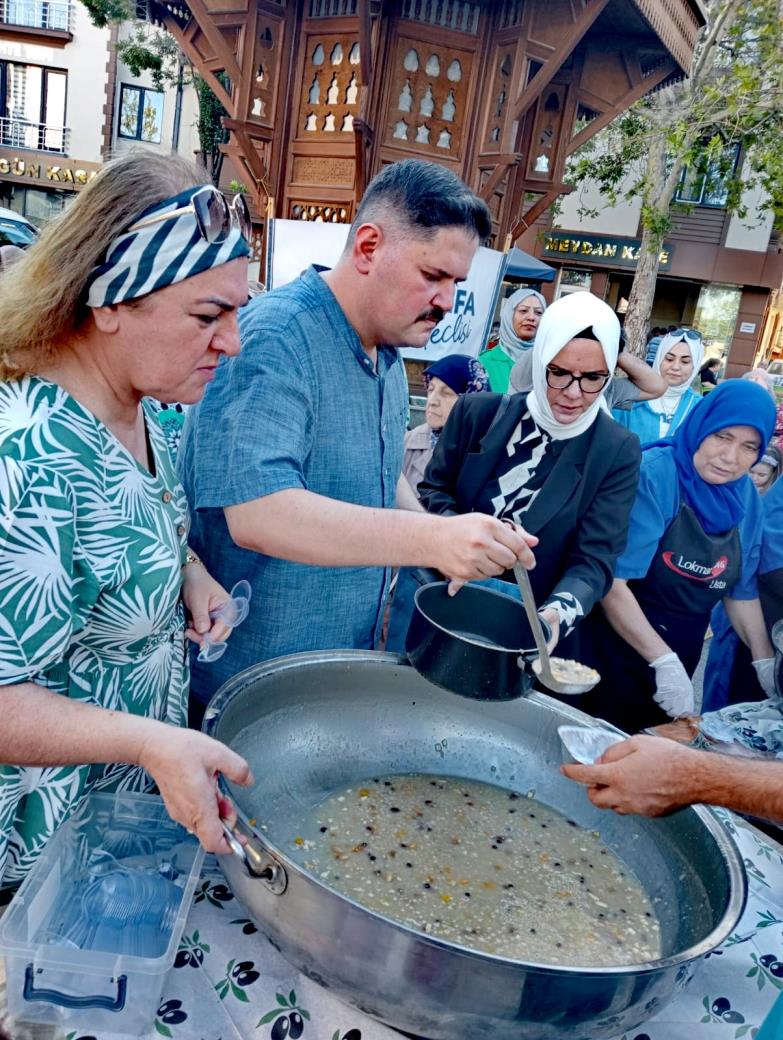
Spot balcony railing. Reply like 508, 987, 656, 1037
0, 0, 73, 32
0, 117, 69, 153
632, 0, 704, 73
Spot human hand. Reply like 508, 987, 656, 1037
181, 563, 233, 647
650, 652, 695, 717
752, 657, 777, 697
436, 515, 537, 596
539, 607, 560, 653
137, 721, 254, 854
561, 734, 700, 816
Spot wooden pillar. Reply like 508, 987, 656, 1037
725, 288, 770, 377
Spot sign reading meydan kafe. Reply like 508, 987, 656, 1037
541, 231, 674, 270
0, 150, 101, 190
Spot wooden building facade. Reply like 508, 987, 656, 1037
148, 0, 705, 260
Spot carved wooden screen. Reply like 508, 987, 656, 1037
526, 82, 567, 180
382, 36, 472, 159
245, 13, 285, 129
297, 33, 362, 138
483, 47, 514, 152
288, 201, 352, 222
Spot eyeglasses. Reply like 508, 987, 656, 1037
129, 186, 252, 244
669, 328, 702, 342
545, 365, 610, 394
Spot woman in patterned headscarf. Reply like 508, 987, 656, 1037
401, 353, 490, 498
0, 150, 253, 893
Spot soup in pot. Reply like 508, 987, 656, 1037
289, 774, 661, 967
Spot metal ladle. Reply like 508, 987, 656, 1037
512, 563, 599, 696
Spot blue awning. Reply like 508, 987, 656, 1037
504, 246, 556, 283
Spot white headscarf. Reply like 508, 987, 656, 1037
527, 291, 620, 441
498, 288, 547, 362
647, 331, 704, 417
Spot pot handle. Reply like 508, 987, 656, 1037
407, 567, 444, 587
221, 817, 287, 895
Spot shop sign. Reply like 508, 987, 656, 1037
0, 151, 100, 189
541, 231, 674, 270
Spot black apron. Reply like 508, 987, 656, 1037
580, 502, 741, 733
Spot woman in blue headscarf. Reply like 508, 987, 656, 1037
581, 380, 777, 734
402, 354, 490, 498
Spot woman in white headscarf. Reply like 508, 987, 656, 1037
418, 292, 641, 665
479, 288, 547, 392
614, 328, 704, 445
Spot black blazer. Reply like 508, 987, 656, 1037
419, 393, 642, 617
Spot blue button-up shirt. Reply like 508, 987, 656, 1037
178, 266, 407, 702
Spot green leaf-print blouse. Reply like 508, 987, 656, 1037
0, 376, 190, 888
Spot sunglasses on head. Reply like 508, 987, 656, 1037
669, 328, 701, 342
129, 185, 252, 245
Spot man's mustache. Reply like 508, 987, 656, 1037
416, 306, 446, 324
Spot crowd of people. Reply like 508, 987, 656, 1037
1, 147, 783, 1032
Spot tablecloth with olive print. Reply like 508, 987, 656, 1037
21, 812, 783, 1040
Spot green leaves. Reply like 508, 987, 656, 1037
79, 0, 135, 28
756, 909, 782, 929
257, 990, 311, 1029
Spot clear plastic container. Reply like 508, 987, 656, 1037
0, 791, 204, 1035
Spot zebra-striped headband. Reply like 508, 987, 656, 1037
85, 187, 250, 308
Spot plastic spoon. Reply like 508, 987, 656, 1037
198, 580, 252, 663
511, 563, 599, 696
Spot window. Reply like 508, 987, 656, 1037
118, 84, 163, 144
674, 144, 740, 208
557, 268, 592, 298
693, 284, 742, 358
0, 184, 68, 226
0, 61, 67, 152
3, 0, 71, 30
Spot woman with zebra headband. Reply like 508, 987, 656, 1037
0, 150, 253, 893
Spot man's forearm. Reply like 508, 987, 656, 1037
563, 735, 783, 819
688, 752, 783, 822
227, 489, 443, 565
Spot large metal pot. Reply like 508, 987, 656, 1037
204, 651, 746, 1040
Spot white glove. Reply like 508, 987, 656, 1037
752, 658, 777, 697
650, 652, 695, 718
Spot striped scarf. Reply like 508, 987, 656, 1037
85, 187, 249, 308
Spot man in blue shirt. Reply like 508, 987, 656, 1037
179, 160, 535, 702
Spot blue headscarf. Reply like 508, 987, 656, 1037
649, 380, 776, 535
424, 354, 490, 396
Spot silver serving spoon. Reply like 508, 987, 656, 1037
512, 562, 599, 696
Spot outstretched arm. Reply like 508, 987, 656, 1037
562, 734, 783, 820
225, 488, 537, 589
0, 681, 253, 853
